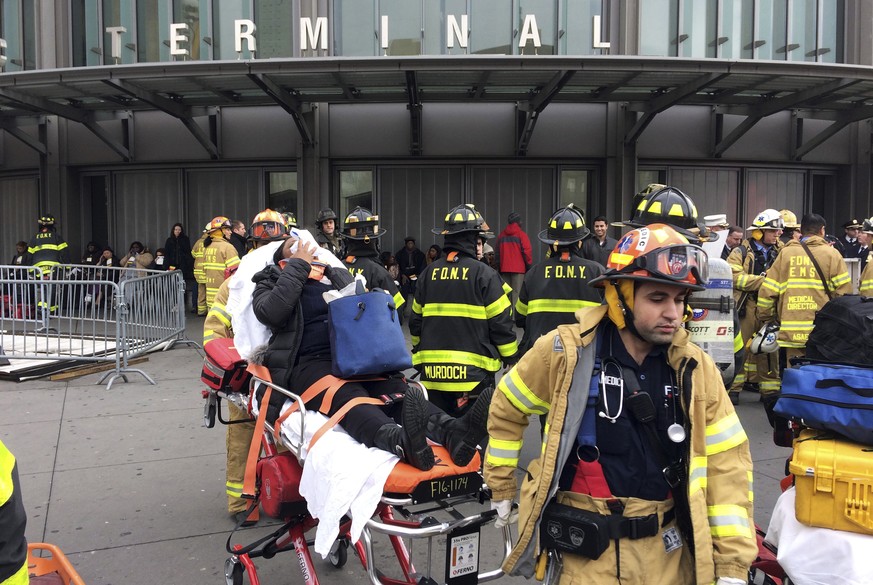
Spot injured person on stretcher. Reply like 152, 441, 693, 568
249, 236, 491, 470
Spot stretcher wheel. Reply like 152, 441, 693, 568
328, 539, 348, 568
224, 558, 244, 585
206, 402, 216, 428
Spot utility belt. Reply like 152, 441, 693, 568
540, 498, 674, 560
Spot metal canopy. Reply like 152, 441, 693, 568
2, 55, 873, 159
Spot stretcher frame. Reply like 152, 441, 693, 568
203, 375, 513, 585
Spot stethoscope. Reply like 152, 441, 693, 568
597, 356, 686, 444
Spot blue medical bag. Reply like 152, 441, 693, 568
775, 364, 873, 446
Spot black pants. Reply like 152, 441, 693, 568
426, 377, 493, 417
292, 356, 443, 447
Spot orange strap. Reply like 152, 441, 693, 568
570, 459, 613, 499
242, 382, 271, 499
272, 375, 385, 438
308, 397, 385, 452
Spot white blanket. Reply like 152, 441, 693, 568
766, 487, 873, 585
252, 390, 398, 557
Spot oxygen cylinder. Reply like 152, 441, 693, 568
686, 257, 737, 387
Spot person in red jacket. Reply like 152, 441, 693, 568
497, 212, 533, 310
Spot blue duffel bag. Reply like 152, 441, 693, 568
775, 363, 873, 446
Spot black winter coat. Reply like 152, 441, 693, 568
164, 234, 194, 280
252, 258, 354, 389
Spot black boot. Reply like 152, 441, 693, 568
373, 384, 434, 470
426, 386, 494, 466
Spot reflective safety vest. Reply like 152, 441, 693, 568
0, 440, 28, 585
409, 251, 518, 392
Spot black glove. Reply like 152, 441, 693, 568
502, 353, 519, 369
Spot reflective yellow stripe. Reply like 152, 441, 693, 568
525, 298, 601, 313
2, 562, 28, 585
831, 272, 850, 287
759, 278, 784, 294
498, 368, 549, 415
747, 471, 754, 503
412, 299, 423, 315
1, 441, 15, 505
780, 320, 813, 331
226, 480, 244, 497
708, 504, 753, 538
502, 282, 512, 296
484, 294, 511, 319
30, 243, 67, 251
412, 349, 501, 371
423, 380, 481, 392
393, 291, 405, 308
203, 330, 218, 342
515, 299, 528, 316
705, 412, 747, 455
496, 340, 519, 358
209, 305, 232, 328
760, 380, 781, 392
861, 281, 873, 294
486, 438, 522, 467
733, 332, 743, 352
226, 256, 241, 267
422, 302, 487, 319
756, 297, 774, 308
688, 456, 707, 494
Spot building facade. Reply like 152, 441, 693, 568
0, 0, 871, 260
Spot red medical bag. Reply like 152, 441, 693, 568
257, 451, 306, 518
201, 338, 251, 393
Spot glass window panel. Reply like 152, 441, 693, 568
137, 0, 171, 62
381, 0, 421, 55
471, 0, 512, 54
423, 0, 468, 55
518, 0, 556, 55
334, 0, 377, 56
559, 170, 589, 212
818, 0, 843, 63
255, 0, 293, 58
560, 0, 604, 56
172, 0, 205, 60
102, 0, 137, 64
787, 0, 816, 61
266, 172, 298, 216
1, 0, 22, 70
213, 1, 253, 59
639, 0, 678, 56
719, 0, 754, 58
339, 170, 374, 220
755, 0, 787, 60
20, 0, 34, 68
637, 170, 666, 192
679, 0, 716, 58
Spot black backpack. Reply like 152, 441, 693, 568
806, 295, 873, 366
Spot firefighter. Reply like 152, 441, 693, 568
727, 209, 784, 401
340, 207, 404, 310
779, 209, 801, 244
27, 214, 69, 276
201, 216, 240, 312
281, 211, 298, 231
27, 214, 69, 315
757, 212, 851, 392
191, 225, 209, 316
485, 224, 756, 585
204, 209, 288, 527
0, 439, 28, 585
410, 204, 519, 416
516, 204, 604, 356
618, 186, 745, 400
314, 208, 342, 256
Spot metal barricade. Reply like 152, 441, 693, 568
0, 264, 198, 388
845, 258, 860, 294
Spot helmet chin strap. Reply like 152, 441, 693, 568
611, 280, 646, 343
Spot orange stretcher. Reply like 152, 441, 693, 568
26, 543, 86, 585
201, 347, 512, 585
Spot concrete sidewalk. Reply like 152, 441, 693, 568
0, 316, 792, 585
